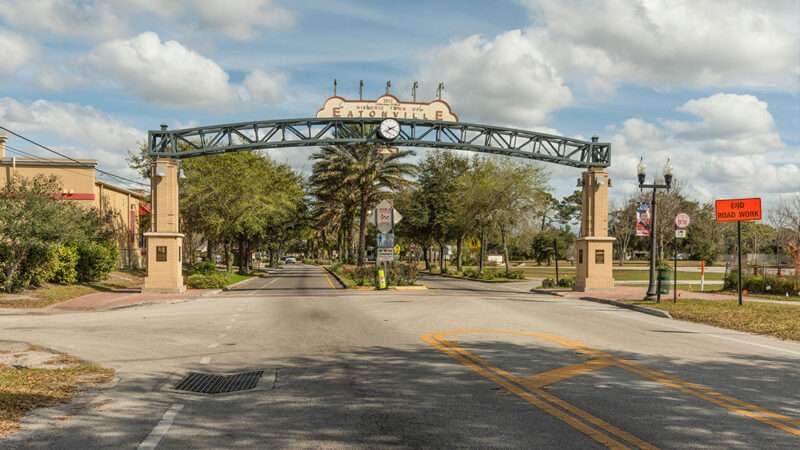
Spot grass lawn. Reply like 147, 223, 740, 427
0, 270, 147, 309
637, 299, 800, 341
222, 272, 252, 286
716, 290, 800, 302
0, 361, 113, 436
612, 270, 725, 282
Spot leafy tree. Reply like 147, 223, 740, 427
772, 194, 800, 273
609, 198, 637, 265
180, 152, 306, 273
310, 144, 416, 266
531, 229, 575, 265
556, 189, 582, 228
414, 151, 469, 272
0, 175, 118, 292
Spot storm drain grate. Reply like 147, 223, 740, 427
174, 371, 264, 394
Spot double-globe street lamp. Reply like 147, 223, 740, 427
637, 157, 674, 301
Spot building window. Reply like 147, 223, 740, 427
156, 246, 167, 262
178, 246, 182, 262
578, 249, 583, 264
595, 249, 605, 264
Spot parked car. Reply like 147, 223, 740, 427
284, 256, 297, 264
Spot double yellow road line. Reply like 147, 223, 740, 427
422, 329, 799, 449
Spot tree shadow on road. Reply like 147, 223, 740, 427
4, 340, 800, 449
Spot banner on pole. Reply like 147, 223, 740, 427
636, 202, 651, 237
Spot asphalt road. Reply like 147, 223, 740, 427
1, 264, 798, 449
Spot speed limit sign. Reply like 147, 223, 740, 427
675, 213, 690, 229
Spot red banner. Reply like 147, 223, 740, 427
636, 203, 651, 237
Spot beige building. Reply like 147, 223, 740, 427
0, 134, 149, 269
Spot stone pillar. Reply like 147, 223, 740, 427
143, 158, 185, 293
574, 167, 615, 291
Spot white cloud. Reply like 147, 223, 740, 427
0, 1, 294, 42
0, 30, 35, 76
0, 0, 126, 40
240, 70, 287, 103
87, 32, 238, 107
604, 94, 796, 202
111, 0, 294, 41
181, 0, 294, 41
84, 32, 288, 108
0, 97, 144, 176
522, 0, 800, 92
417, 30, 573, 127
664, 93, 783, 153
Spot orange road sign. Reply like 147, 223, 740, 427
715, 197, 762, 222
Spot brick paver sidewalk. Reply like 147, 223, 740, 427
47, 289, 213, 311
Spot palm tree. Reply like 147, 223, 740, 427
310, 144, 416, 266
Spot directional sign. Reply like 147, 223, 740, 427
376, 248, 393, 263
715, 198, 762, 222
675, 213, 690, 229
377, 232, 394, 249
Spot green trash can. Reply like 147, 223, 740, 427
657, 266, 671, 294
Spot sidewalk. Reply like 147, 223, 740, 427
553, 286, 800, 306
50, 290, 215, 311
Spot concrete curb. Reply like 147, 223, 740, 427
390, 285, 428, 290
579, 296, 673, 319
529, 289, 567, 297
222, 275, 258, 292
322, 266, 348, 289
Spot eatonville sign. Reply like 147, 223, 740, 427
316, 94, 458, 122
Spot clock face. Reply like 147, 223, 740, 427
379, 119, 400, 140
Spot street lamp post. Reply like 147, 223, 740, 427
637, 157, 673, 301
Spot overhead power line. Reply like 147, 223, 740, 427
0, 125, 148, 187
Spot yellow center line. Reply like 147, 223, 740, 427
422, 328, 800, 447
322, 271, 336, 289
519, 359, 615, 389
422, 334, 635, 450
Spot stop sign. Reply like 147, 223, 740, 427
675, 213, 690, 229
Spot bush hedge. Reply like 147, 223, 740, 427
191, 260, 217, 275
541, 276, 576, 288
76, 241, 119, 282
725, 272, 800, 296
50, 244, 79, 285
186, 273, 228, 289
461, 268, 525, 281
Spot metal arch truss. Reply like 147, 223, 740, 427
148, 118, 610, 168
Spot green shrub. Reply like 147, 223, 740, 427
76, 241, 118, 282
0, 242, 57, 292
389, 262, 419, 286
49, 244, 78, 284
23, 242, 58, 288
725, 272, 799, 296
558, 276, 576, 288
191, 260, 217, 275
503, 270, 525, 280
186, 273, 227, 289
345, 265, 376, 286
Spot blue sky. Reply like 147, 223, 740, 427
0, 0, 797, 207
